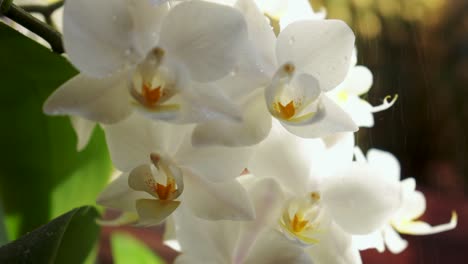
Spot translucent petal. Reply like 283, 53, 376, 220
367, 149, 401, 182
191, 94, 272, 147
103, 114, 192, 171
175, 139, 252, 183
135, 199, 181, 226
97, 172, 152, 212
394, 211, 457, 236
160, 1, 249, 82
128, 164, 159, 199
280, 0, 326, 30
282, 95, 358, 138
383, 225, 408, 254
43, 72, 133, 124
307, 222, 362, 264
322, 163, 401, 235
183, 170, 255, 221
235, 0, 277, 69
233, 178, 285, 263
342, 66, 373, 95
63, 0, 134, 76
245, 229, 313, 264
70, 116, 96, 151
276, 20, 355, 91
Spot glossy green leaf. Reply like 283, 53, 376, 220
0, 23, 113, 239
0, 206, 100, 264
112, 232, 165, 264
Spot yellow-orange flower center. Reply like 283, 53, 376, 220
275, 100, 296, 120
142, 84, 164, 107
291, 213, 309, 233
154, 178, 176, 200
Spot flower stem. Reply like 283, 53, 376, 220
0, 1, 64, 53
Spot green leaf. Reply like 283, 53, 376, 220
0, 206, 100, 264
112, 232, 165, 264
0, 23, 113, 239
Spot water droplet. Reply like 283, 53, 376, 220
289, 36, 296, 45
112, 15, 117, 21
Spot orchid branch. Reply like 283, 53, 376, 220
0, 0, 64, 53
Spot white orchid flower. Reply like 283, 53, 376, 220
44, 0, 249, 125
192, 0, 357, 147
172, 176, 314, 264
246, 123, 400, 263
96, 114, 255, 225
327, 50, 398, 128
353, 148, 457, 254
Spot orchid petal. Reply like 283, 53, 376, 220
175, 140, 252, 183
276, 20, 355, 91
353, 231, 386, 252
307, 223, 362, 264
63, 0, 134, 76
382, 225, 408, 254
191, 94, 272, 147
103, 114, 191, 171
245, 230, 313, 264
249, 124, 326, 193
281, 96, 357, 138
70, 116, 96, 151
97, 172, 152, 212
280, 0, 326, 30
322, 163, 401, 235
234, 178, 284, 263
367, 149, 401, 182
343, 66, 373, 95
160, 1, 249, 82
173, 205, 240, 262
43, 72, 133, 124
135, 199, 181, 226
183, 170, 255, 221
394, 212, 457, 235
235, 0, 277, 69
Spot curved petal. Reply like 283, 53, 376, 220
382, 225, 408, 254
173, 204, 239, 262
191, 95, 272, 147
97, 172, 152, 212
282, 95, 358, 138
135, 199, 181, 226
70, 116, 96, 151
163, 216, 181, 251
280, 0, 326, 30
249, 123, 326, 194
175, 140, 252, 183
353, 231, 385, 252
307, 223, 362, 264
160, 1, 249, 82
245, 229, 313, 264
233, 177, 285, 263
43, 72, 133, 124
255, 0, 288, 18
394, 212, 457, 236
128, 164, 159, 198
235, 0, 277, 69
276, 20, 355, 91
103, 114, 192, 171
63, 0, 135, 76
367, 149, 401, 182
128, 1, 169, 56
183, 170, 255, 221
322, 163, 401, 235
343, 66, 373, 95
343, 97, 374, 128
